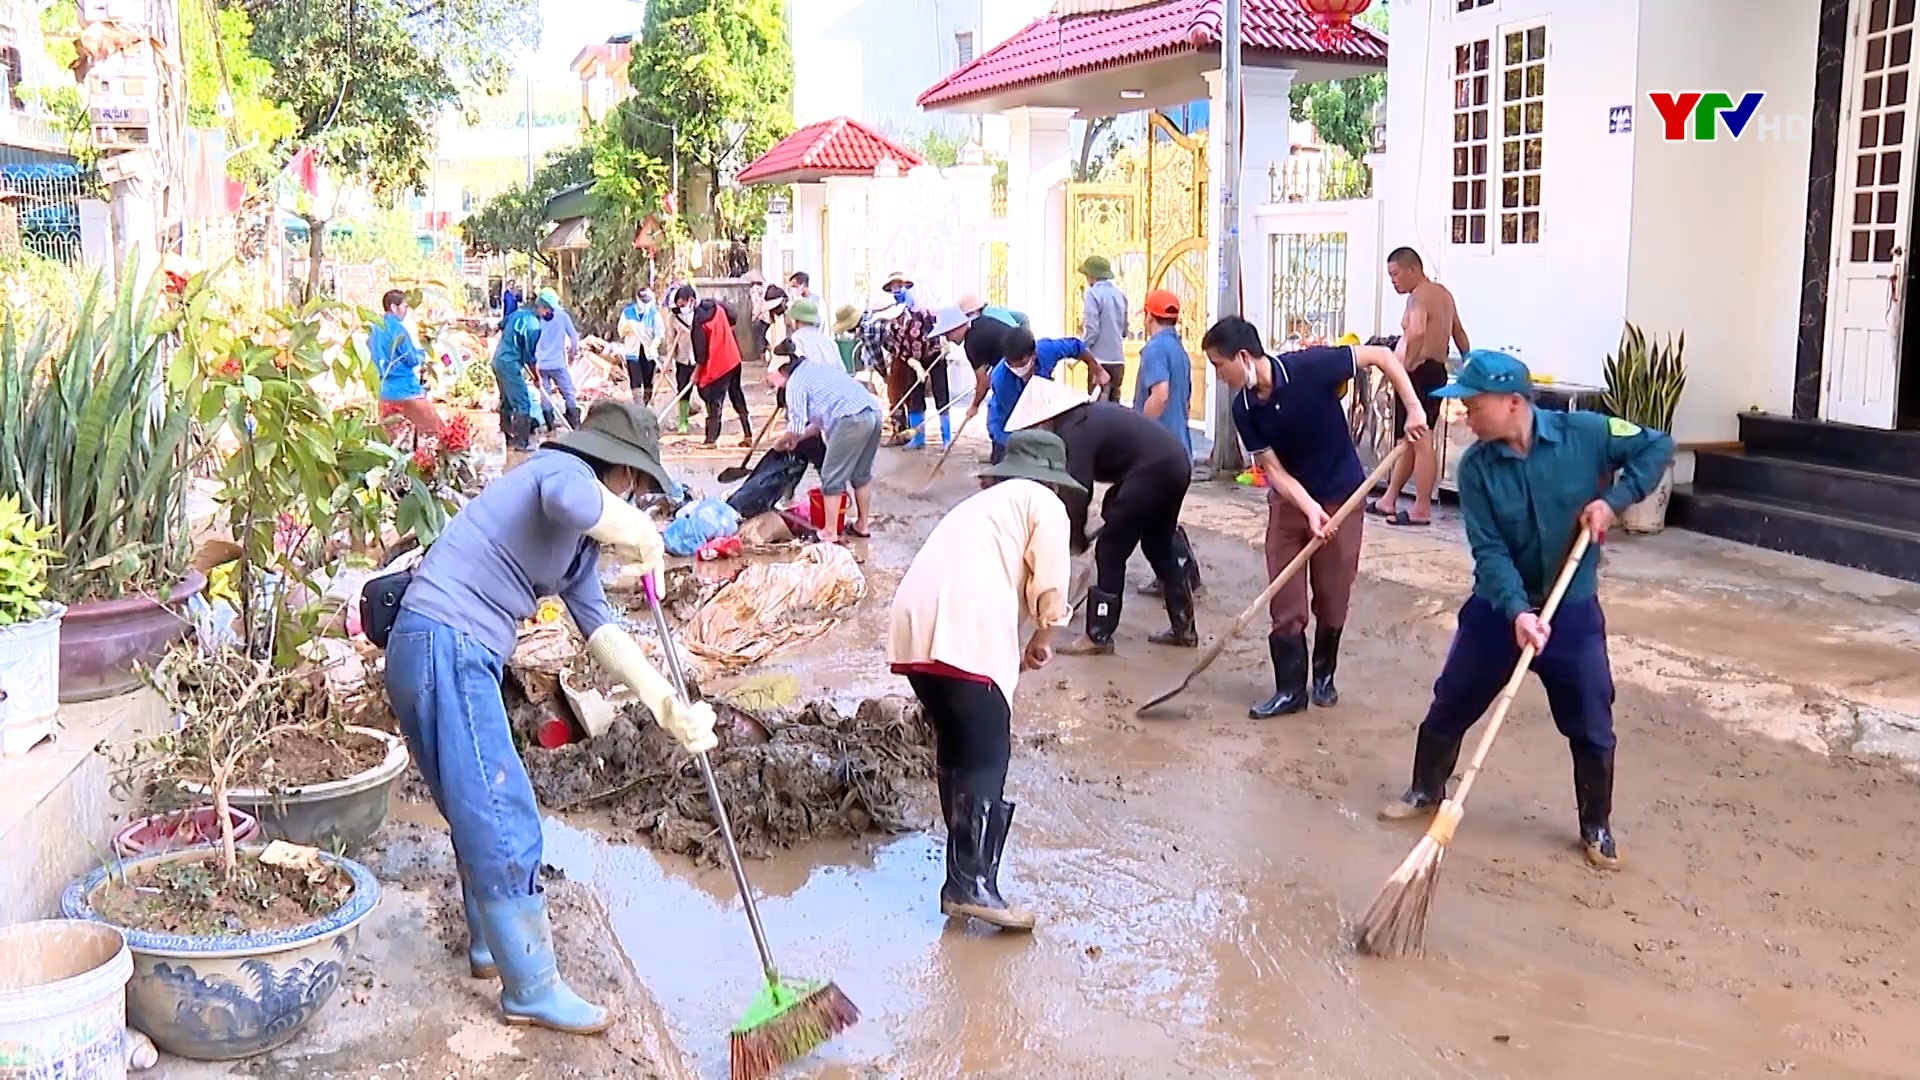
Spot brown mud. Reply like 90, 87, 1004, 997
525, 695, 934, 865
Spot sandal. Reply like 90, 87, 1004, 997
1385, 510, 1432, 527
844, 523, 872, 539
1366, 499, 1394, 518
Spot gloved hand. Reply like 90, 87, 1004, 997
585, 625, 718, 753
584, 483, 665, 583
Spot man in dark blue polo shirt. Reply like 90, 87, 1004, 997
1200, 316, 1431, 720
1377, 351, 1673, 871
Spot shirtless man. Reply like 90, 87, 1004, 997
1371, 247, 1469, 526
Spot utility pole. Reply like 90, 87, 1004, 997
1209, 0, 1246, 474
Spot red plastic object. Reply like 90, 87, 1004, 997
808, 487, 849, 532
536, 716, 575, 749
696, 536, 744, 561
113, 806, 260, 858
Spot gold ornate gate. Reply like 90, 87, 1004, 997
1065, 113, 1209, 422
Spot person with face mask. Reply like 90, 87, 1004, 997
659, 285, 699, 433
531, 289, 583, 430
1199, 316, 1429, 720
618, 287, 662, 405
690, 293, 753, 447
984, 325, 1104, 465
383, 399, 717, 1037
490, 296, 544, 451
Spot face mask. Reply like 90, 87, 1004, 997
1008, 361, 1034, 378
539, 310, 554, 322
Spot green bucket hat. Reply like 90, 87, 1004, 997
975, 430, 1085, 493
535, 287, 561, 309
1078, 255, 1113, 280
550, 400, 673, 494
787, 297, 821, 326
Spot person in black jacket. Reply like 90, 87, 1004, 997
1005, 376, 1198, 655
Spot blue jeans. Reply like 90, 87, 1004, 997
384, 609, 543, 899
534, 365, 578, 420
1418, 595, 1616, 757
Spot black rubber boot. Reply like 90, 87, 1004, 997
941, 794, 1035, 930
1148, 578, 1199, 648
1060, 588, 1119, 656
1310, 625, 1343, 707
1249, 632, 1309, 719
1574, 749, 1621, 870
935, 767, 955, 834
507, 414, 534, 452
564, 405, 583, 431
1378, 727, 1463, 820
1138, 527, 1206, 599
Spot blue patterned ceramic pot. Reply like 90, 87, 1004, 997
61, 848, 379, 1062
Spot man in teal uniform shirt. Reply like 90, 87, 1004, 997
1378, 351, 1674, 870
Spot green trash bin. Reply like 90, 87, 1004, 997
835, 335, 857, 374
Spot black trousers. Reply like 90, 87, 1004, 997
906, 673, 1011, 807
626, 346, 656, 400
1099, 363, 1125, 402
701, 366, 752, 443
1094, 458, 1190, 598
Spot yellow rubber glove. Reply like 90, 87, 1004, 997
584, 624, 717, 753
584, 483, 665, 584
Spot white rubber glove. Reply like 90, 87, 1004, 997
584, 482, 665, 583
585, 624, 718, 754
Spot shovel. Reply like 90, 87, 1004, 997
1135, 444, 1408, 717
718, 404, 784, 483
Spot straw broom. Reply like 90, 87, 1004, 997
1355, 528, 1595, 959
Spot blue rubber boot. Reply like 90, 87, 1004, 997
474, 891, 612, 1035
939, 413, 952, 445
907, 411, 926, 450
460, 876, 496, 979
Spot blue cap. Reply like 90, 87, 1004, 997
1431, 349, 1533, 398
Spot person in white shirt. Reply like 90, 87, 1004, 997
885, 430, 1080, 932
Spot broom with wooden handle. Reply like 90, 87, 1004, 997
1355, 527, 1596, 959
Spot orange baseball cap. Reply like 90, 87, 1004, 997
1143, 289, 1181, 319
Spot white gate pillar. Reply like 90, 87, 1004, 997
1005, 106, 1075, 333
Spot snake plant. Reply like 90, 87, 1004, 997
1602, 323, 1687, 434
0, 266, 215, 603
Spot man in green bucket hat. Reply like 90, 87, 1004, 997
1078, 254, 1129, 403
383, 399, 714, 1036
886, 430, 1083, 932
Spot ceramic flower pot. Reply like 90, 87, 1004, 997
1621, 464, 1676, 535
0, 600, 65, 757
61, 849, 379, 1062
58, 572, 206, 704
193, 726, 409, 854
112, 806, 261, 859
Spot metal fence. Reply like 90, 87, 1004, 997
1268, 154, 1374, 204
1, 158, 91, 263
1269, 230, 1351, 347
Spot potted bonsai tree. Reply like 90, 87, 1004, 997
69, 644, 386, 1062
1602, 323, 1688, 534
0, 493, 63, 756
0, 266, 219, 701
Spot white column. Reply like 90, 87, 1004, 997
945, 161, 997, 300
1206, 66, 1297, 345
1005, 106, 1074, 333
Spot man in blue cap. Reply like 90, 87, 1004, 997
1377, 350, 1674, 871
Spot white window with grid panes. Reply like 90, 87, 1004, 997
1499, 23, 1548, 245
1456, 0, 1497, 13
1449, 38, 1493, 248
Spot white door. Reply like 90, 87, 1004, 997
1825, 0, 1920, 429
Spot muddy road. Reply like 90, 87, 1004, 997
504, 410, 1920, 1080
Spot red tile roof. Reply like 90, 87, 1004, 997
734, 117, 928, 186
918, 0, 1387, 111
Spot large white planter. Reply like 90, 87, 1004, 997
1621, 464, 1676, 535
0, 601, 66, 757
0, 919, 133, 1079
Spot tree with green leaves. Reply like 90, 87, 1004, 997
1288, 5, 1389, 160
618, 0, 792, 240
461, 144, 595, 276
235, 0, 538, 295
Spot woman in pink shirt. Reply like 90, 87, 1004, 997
886, 430, 1080, 931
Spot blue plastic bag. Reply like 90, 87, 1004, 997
662, 497, 741, 557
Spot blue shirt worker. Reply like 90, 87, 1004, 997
532, 289, 583, 431
491, 305, 544, 450
1377, 350, 1673, 871
1201, 316, 1429, 720
369, 288, 444, 439
985, 327, 1102, 464
1132, 289, 1202, 604
384, 400, 715, 1037
769, 299, 884, 543
618, 287, 662, 405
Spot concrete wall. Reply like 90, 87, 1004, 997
1625, 0, 1822, 442
1381, 0, 1641, 390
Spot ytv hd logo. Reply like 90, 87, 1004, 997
1649, 92, 1807, 142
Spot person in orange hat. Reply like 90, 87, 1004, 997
1132, 288, 1204, 603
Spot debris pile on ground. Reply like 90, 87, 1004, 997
522, 694, 933, 865
683, 543, 867, 668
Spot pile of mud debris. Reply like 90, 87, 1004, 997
521, 694, 934, 865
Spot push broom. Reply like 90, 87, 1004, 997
1355, 527, 1595, 959
641, 576, 859, 1078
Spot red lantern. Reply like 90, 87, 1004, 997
1296, 0, 1373, 48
